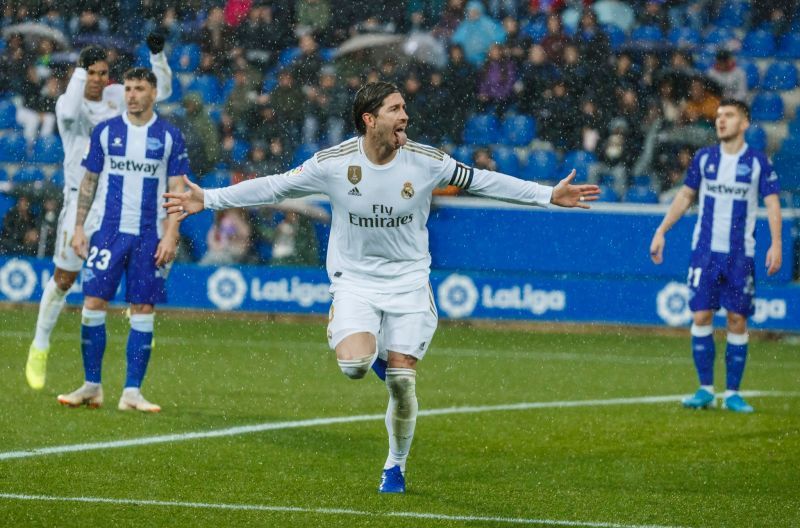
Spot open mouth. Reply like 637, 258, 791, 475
393, 125, 407, 147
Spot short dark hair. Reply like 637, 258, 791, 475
123, 67, 158, 88
78, 45, 107, 69
352, 81, 400, 135
718, 98, 750, 121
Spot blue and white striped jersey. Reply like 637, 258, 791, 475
81, 112, 189, 238
685, 143, 780, 258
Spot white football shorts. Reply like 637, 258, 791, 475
327, 283, 438, 360
52, 188, 85, 272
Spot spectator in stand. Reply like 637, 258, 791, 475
442, 44, 476, 139
477, 43, 517, 116
270, 69, 306, 146
421, 70, 451, 144
575, 9, 610, 75
36, 193, 60, 258
750, 0, 797, 36
401, 70, 427, 138
303, 65, 349, 146
248, 103, 283, 145
236, 2, 287, 67
595, 117, 636, 196
296, 0, 331, 37
516, 44, 560, 115
224, 67, 257, 133
39, 4, 68, 35
432, 0, 466, 41
561, 43, 588, 101
681, 77, 720, 127
612, 52, 640, 92
658, 145, 693, 201
69, 8, 109, 37
0, 33, 31, 95
224, 0, 253, 28
472, 147, 497, 171
267, 211, 320, 267
577, 98, 604, 153
242, 141, 271, 177
639, 52, 661, 97
524, 0, 566, 18
540, 13, 570, 66
706, 49, 747, 101
538, 78, 580, 152
657, 78, 682, 127
637, 0, 669, 33
200, 209, 252, 265
291, 33, 324, 89
501, 15, 531, 66
451, 1, 506, 66
180, 92, 222, 180
16, 64, 56, 148
407, 0, 447, 30
0, 195, 39, 256
197, 6, 233, 69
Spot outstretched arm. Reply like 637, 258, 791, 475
71, 170, 100, 259
763, 193, 782, 276
649, 185, 697, 264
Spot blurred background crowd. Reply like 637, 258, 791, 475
0, 0, 798, 270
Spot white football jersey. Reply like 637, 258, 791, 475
55, 53, 172, 192
205, 137, 553, 292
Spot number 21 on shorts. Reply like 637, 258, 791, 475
86, 247, 111, 270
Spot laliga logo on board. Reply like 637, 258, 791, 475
0, 258, 37, 301
656, 282, 692, 326
207, 267, 247, 311
437, 274, 479, 319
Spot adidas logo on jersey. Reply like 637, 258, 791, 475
348, 187, 362, 196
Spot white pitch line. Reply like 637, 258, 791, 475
1, 391, 796, 462
0, 493, 692, 528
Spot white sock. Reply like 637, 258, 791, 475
723, 389, 738, 398
33, 278, 68, 349
701, 385, 715, 394
384, 368, 418, 473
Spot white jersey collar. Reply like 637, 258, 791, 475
358, 136, 400, 171
122, 111, 157, 129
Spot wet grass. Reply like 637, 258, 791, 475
1, 305, 798, 528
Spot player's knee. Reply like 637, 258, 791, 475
337, 354, 375, 379
130, 313, 154, 333
81, 307, 106, 327
53, 269, 77, 291
386, 368, 417, 415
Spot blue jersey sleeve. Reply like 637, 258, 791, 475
684, 151, 703, 190
758, 154, 780, 197
81, 121, 107, 173
166, 129, 190, 177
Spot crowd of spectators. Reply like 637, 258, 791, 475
1, 0, 799, 264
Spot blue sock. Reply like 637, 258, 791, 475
691, 324, 715, 386
725, 332, 749, 391
125, 313, 155, 388
81, 309, 107, 383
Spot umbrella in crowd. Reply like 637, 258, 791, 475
2, 22, 70, 50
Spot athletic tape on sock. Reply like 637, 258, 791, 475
691, 324, 713, 337
129, 313, 155, 333
81, 308, 106, 327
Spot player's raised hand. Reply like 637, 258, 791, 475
650, 231, 665, 264
146, 31, 166, 54
550, 169, 600, 209
163, 175, 204, 220
765, 243, 782, 276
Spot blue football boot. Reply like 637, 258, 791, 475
723, 394, 754, 413
371, 357, 387, 381
681, 388, 716, 409
379, 465, 405, 493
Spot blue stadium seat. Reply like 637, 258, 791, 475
492, 146, 519, 175
741, 30, 776, 58
772, 151, 800, 191
170, 44, 201, 73
133, 43, 151, 68
562, 150, 597, 182
0, 132, 26, 162
668, 27, 701, 48
50, 168, 64, 187
321, 47, 337, 62
291, 143, 319, 167
230, 139, 250, 164
788, 117, 800, 136
30, 135, 64, 164
186, 75, 222, 105
779, 135, 800, 154
0, 99, 17, 129
0, 192, 15, 220
523, 149, 558, 181
631, 25, 663, 44
451, 145, 473, 164
715, 0, 748, 28
750, 92, 784, 121
744, 124, 767, 151
762, 61, 799, 91
597, 184, 619, 202
738, 59, 760, 90
704, 26, 735, 46
220, 77, 236, 101
278, 47, 301, 67
203, 170, 231, 188
501, 114, 536, 146
624, 185, 658, 203
602, 24, 626, 51
13, 166, 46, 184
179, 208, 214, 260
262, 67, 279, 94
521, 19, 547, 42
463, 114, 500, 146
777, 33, 800, 59
0, 167, 7, 181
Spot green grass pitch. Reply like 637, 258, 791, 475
0, 305, 798, 527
